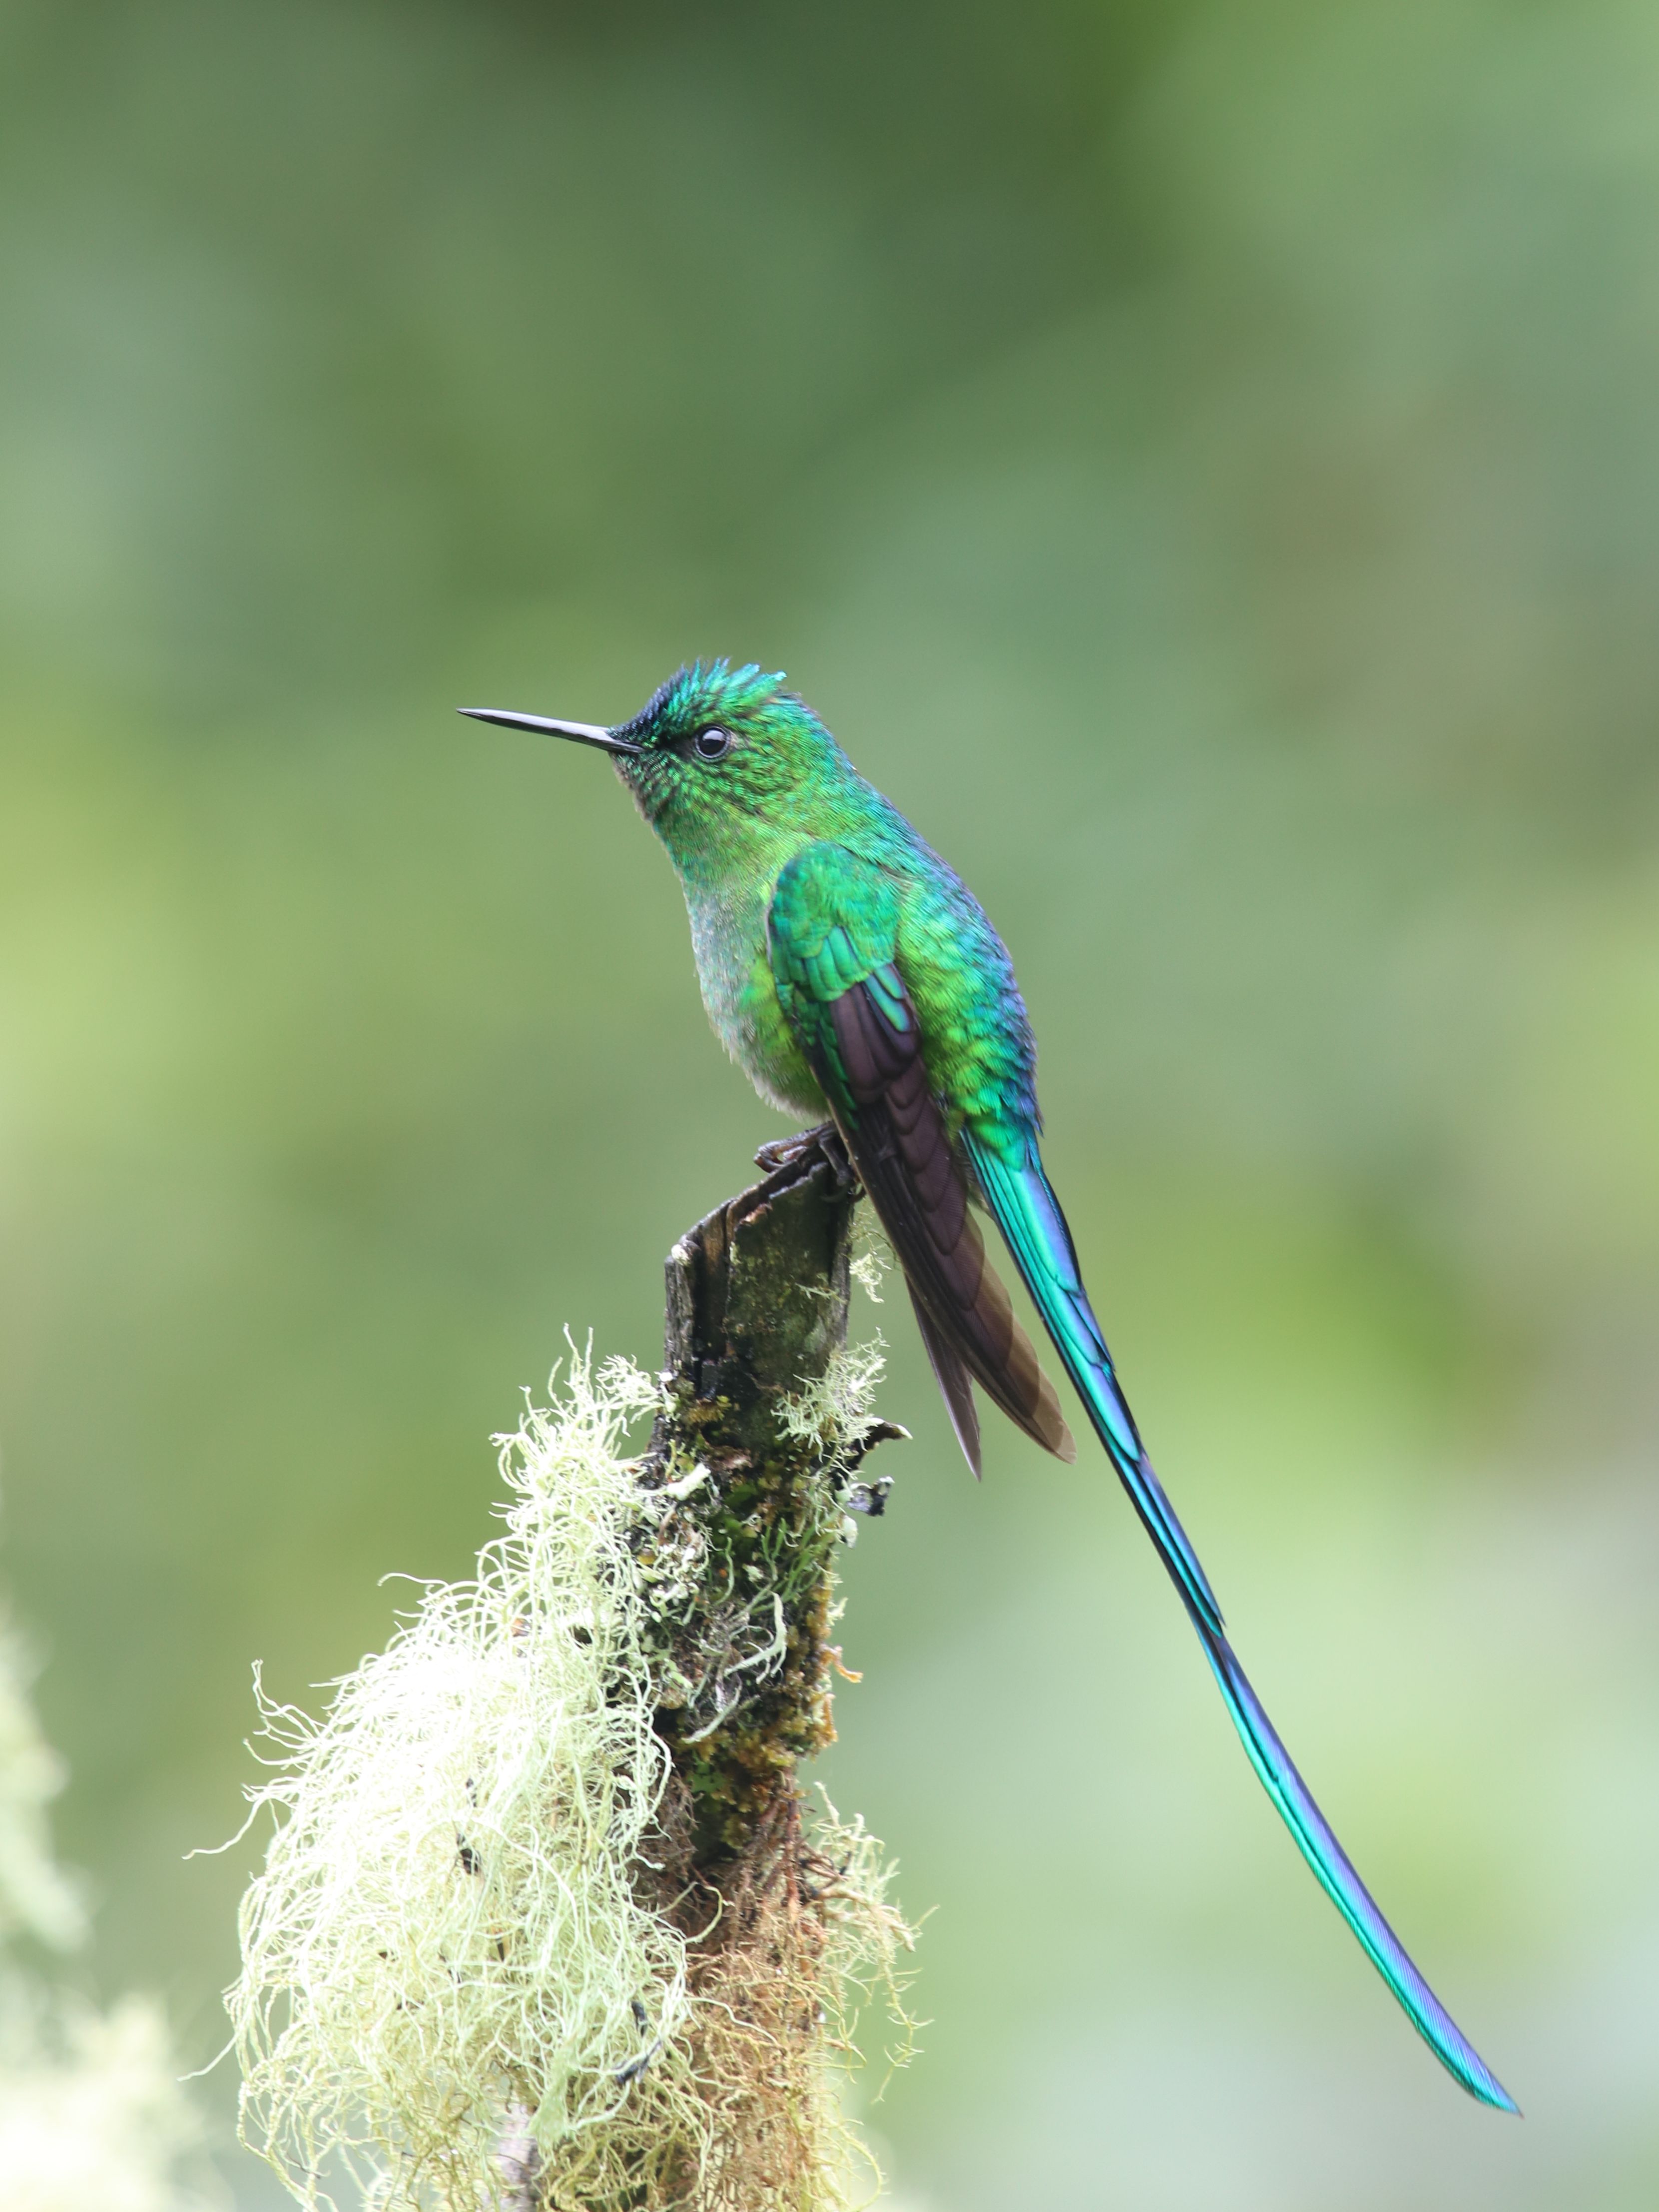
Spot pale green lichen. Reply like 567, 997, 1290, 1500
0, 1616, 86, 1954
776, 1338, 888, 1470
777, 1330, 902, 1541
0, 1986, 211, 2212
230, 1347, 915, 2212
803, 1793, 921, 2090
848, 1209, 893, 1308
233, 1352, 689, 2209
0, 1584, 208, 2212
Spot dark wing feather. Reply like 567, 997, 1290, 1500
906, 1280, 982, 1478
824, 976, 1075, 1465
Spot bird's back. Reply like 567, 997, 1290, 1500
839, 784, 1040, 1154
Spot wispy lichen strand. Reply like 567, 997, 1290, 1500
230, 1347, 913, 2212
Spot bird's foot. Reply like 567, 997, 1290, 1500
753, 1122, 859, 1192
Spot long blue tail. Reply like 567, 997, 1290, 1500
965, 1132, 1518, 2113
1195, 1607, 1517, 2107
967, 1135, 1224, 1636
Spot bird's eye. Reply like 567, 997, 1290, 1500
691, 726, 733, 761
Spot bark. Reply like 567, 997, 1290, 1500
641, 1124, 901, 1865
501, 1128, 907, 2208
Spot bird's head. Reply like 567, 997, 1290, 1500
462, 661, 844, 864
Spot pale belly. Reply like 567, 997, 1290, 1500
686, 884, 826, 1119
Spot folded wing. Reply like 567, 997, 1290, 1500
766, 843, 1073, 1472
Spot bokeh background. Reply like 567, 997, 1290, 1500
2, 0, 1657, 2204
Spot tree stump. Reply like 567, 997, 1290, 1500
626, 1128, 907, 2205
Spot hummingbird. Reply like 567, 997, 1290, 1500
462, 660, 1516, 2112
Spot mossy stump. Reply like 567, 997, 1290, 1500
628, 1128, 904, 2205
231, 1124, 913, 2212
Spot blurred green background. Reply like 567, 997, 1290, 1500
2, 0, 1657, 2203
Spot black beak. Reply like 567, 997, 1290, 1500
458, 706, 644, 758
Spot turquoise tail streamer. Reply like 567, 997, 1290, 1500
965, 1132, 1518, 2113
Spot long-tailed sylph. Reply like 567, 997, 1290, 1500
462, 660, 1516, 2112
